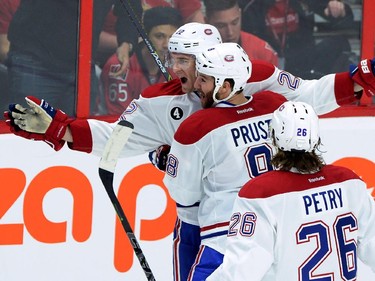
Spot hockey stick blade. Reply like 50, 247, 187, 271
98, 120, 156, 281
99, 120, 134, 173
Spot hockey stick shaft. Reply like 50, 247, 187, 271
117, 0, 172, 82
99, 120, 156, 281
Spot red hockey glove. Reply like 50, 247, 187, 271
350, 58, 375, 97
148, 145, 171, 171
4, 96, 73, 151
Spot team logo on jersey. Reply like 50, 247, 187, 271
170, 107, 184, 120
109, 64, 127, 80
110, 64, 121, 73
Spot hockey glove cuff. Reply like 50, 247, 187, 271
350, 58, 375, 97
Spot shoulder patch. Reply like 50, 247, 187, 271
170, 107, 184, 120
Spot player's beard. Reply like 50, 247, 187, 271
200, 90, 215, 109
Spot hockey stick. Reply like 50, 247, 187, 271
116, 0, 173, 82
98, 120, 156, 281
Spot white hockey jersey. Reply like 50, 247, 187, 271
67, 61, 356, 225
163, 91, 287, 252
68, 60, 355, 158
207, 165, 375, 281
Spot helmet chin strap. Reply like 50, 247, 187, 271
213, 84, 237, 104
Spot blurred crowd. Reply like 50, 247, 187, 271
0, 0, 364, 117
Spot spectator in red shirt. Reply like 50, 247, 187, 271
100, 6, 182, 115
203, 0, 279, 66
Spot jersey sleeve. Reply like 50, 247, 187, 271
245, 61, 356, 115
207, 195, 275, 281
68, 94, 175, 157
357, 184, 375, 271
121, 94, 175, 148
68, 118, 123, 157
163, 138, 203, 206
68, 79, 186, 158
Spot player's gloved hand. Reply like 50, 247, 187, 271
4, 106, 45, 142
148, 145, 171, 171
350, 58, 375, 97
4, 96, 72, 151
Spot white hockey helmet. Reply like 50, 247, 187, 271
271, 101, 320, 152
168, 22, 222, 56
195, 42, 252, 103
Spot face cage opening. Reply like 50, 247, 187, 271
165, 52, 196, 69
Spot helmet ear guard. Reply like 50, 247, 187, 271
270, 101, 320, 152
195, 43, 252, 103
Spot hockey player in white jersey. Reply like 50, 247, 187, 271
207, 101, 375, 281
4, 22, 374, 280
163, 42, 290, 280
